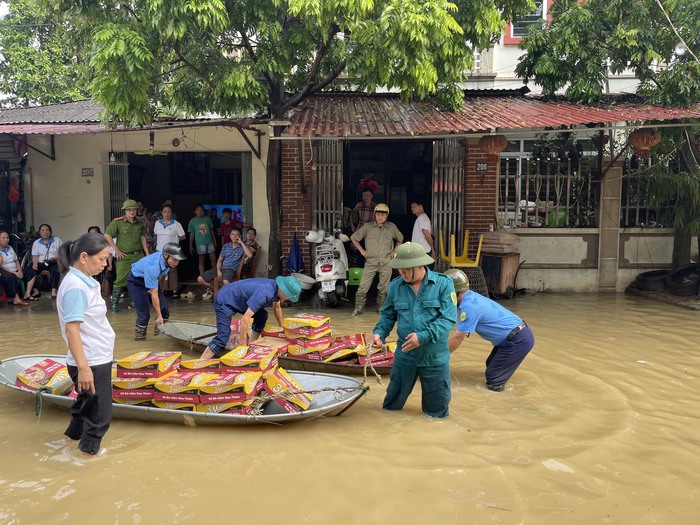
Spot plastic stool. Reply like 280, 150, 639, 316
348, 267, 363, 286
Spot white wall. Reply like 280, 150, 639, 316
24, 125, 271, 276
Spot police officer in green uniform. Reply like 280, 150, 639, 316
104, 199, 149, 312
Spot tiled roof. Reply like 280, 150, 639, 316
0, 100, 103, 124
284, 92, 700, 137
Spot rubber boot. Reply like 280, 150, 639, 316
135, 324, 147, 341
111, 287, 122, 313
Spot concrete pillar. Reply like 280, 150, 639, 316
598, 165, 622, 291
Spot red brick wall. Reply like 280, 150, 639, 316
464, 139, 499, 256
280, 141, 314, 273
280, 138, 499, 266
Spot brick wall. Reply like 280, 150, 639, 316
464, 139, 499, 256
280, 141, 314, 273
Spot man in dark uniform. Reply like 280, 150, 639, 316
104, 199, 149, 312
127, 243, 186, 341
198, 276, 302, 360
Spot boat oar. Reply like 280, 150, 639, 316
190, 331, 217, 342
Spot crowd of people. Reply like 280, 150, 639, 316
5, 189, 536, 457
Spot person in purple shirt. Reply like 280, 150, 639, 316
199, 276, 302, 360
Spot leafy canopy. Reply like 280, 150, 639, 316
44, 0, 535, 123
515, 0, 700, 106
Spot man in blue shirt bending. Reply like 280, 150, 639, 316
127, 243, 186, 341
371, 242, 457, 418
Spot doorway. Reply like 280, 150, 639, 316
344, 141, 433, 240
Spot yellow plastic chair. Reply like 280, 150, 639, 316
439, 230, 483, 267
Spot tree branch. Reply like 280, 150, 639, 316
171, 47, 217, 91
280, 58, 347, 113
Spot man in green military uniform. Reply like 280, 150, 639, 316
105, 199, 149, 312
350, 203, 403, 315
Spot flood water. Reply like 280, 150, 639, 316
0, 291, 698, 524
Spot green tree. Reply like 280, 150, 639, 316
45, 0, 534, 273
0, 0, 91, 107
516, 0, 700, 263
515, 0, 700, 106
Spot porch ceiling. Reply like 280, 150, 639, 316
283, 92, 700, 138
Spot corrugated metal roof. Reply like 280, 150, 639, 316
0, 123, 108, 135
285, 92, 700, 137
0, 100, 103, 125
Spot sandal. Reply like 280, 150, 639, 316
13, 300, 29, 306
24, 296, 39, 302
51, 295, 57, 300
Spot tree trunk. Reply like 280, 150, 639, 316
672, 230, 691, 268
266, 137, 282, 277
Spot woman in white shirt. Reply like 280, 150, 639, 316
56, 232, 115, 456
153, 204, 186, 297
31, 223, 62, 299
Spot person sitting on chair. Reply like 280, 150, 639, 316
197, 228, 251, 300
0, 230, 35, 305
31, 223, 62, 299
239, 227, 259, 279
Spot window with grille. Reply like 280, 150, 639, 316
512, 0, 544, 38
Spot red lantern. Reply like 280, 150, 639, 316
629, 129, 661, 159
479, 134, 508, 162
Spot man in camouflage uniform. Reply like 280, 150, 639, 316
105, 199, 149, 312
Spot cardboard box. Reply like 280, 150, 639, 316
112, 375, 160, 400
15, 358, 73, 395
322, 347, 359, 363
358, 341, 396, 366
220, 346, 278, 374
198, 371, 264, 403
286, 335, 333, 349
284, 326, 332, 339
114, 398, 154, 407
179, 358, 221, 373
228, 319, 242, 348
263, 368, 313, 413
116, 351, 181, 378
249, 336, 289, 356
283, 313, 330, 329
195, 397, 264, 415
152, 401, 196, 411
153, 371, 219, 403
261, 325, 288, 339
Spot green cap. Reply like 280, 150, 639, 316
276, 275, 302, 303
390, 242, 434, 269
121, 199, 139, 210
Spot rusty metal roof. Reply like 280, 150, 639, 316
284, 92, 700, 138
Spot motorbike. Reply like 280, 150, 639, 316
304, 227, 350, 307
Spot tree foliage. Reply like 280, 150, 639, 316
0, 0, 91, 107
516, 0, 700, 106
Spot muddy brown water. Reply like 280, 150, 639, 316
0, 292, 698, 524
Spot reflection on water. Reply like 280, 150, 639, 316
1, 293, 699, 524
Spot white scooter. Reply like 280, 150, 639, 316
304, 228, 350, 307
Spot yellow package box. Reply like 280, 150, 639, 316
322, 347, 359, 363
198, 371, 264, 403
152, 401, 196, 411
248, 336, 289, 356
116, 351, 181, 378
112, 372, 176, 400
220, 346, 278, 374
283, 313, 330, 330
153, 371, 219, 403
15, 358, 73, 395
179, 358, 221, 373
195, 397, 265, 415
263, 368, 313, 413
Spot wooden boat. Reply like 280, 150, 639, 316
157, 320, 393, 377
0, 354, 368, 426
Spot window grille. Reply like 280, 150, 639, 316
512, 0, 544, 38
620, 159, 676, 228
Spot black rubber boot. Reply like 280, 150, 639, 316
135, 324, 147, 341
111, 288, 122, 313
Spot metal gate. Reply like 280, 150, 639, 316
311, 139, 343, 231
108, 153, 129, 219
432, 138, 465, 270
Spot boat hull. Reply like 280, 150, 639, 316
0, 354, 368, 426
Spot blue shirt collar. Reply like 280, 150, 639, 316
39, 236, 54, 246
69, 266, 100, 288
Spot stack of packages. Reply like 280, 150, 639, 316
260, 312, 390, 366
15, 358, 75, 396
112, 348, 312, 415
112, 351, 182, 408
